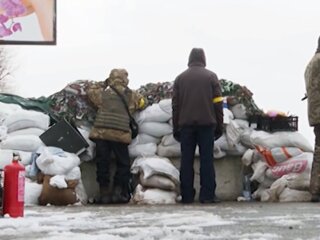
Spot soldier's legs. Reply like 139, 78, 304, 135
111, 142, 131, 203
310, 124, 320, 202
95, 139, 113, 203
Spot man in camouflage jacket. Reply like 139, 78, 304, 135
88, 68, 146, 204
305, 36, 320, 202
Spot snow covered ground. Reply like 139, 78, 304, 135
0, 202, 320, 240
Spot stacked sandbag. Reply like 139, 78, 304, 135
33, 146, 88, 206
129, 99, 173, 158
0, 105, 48, 205
240, 131, 313, 202
130, 156, 180, 204
0, 102, 91, 206
0, 106, 50, 170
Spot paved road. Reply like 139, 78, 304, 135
1, 202, 320, 240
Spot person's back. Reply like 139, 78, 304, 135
305, 36, 320, 202
173, 49, 221, 127
172, 48, 223, 204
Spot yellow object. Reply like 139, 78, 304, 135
139, 98, 145, 108
213, 96, 223, 103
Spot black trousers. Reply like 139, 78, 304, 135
179, 125, 216, 203
95, 139, 131, 188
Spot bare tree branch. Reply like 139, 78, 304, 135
0, 47, 13, 93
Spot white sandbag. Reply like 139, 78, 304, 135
0, 125, 7, 140
225, 143, 247, 156
215, 134, 247, 156
0, 102, 22, 124
0, 149, 33, 168
8, 127, 45, 137
0, 135, 45, 152
36, 146, 80, 175
139, 172, 178, 192
250, 161, 268, 183
65, 166, 81, 180
157, 143, 181, 158
131, 156, 180, 185
135, 103, 171, 124
128, 143, 157, 158
24, 179, 43, 206
158, 98, 172, 115
242, 149, 254, 166
161, 134, 179, 146
223, 108, 234, 124
225, 119, 243, 147
255, 145, 304, 167
130, 133, 161, 146
266, 152, 313, 179
279, 188, 312, 202
50, 175, 68, 189
286, 172, 311, 191
265, 176, 288, 202
259, 175, 274, 188
0, 149, 14, 169
252, 185, 268, 200
139, 122, 172, 138
240, 128, 255, 148
213, 145, 226, 159
234, 119, 250, 129
230, 103, 248, 120
3, 109, 50, 133
260, 190, 271, 202
249, 130, 313, 152
157, 142, 200, 158
132, 184, 177, 204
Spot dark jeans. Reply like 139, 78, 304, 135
94, 139, 131, 188
179, 125, 216, 203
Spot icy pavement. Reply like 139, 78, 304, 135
0, 202, 320, 240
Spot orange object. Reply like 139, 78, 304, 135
2, 154, 25, 218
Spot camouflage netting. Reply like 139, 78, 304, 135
135, 79, 263, 116
219, 79, 263, 116
0, 78, 263, 126
136, 82, 174, 105
47, 80, 100, 126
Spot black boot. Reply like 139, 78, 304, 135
97, 186, 112, 204
112, 184, 131, 204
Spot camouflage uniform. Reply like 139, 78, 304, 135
87, 68, 146, 204
88, 69, 146, 144
304, 37, 320, 201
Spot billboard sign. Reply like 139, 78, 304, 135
0, 0, 56, 45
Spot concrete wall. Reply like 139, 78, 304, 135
80, 156, 244, 202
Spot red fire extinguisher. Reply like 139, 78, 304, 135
2, 153, 25, 218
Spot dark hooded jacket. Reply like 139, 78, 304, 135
172, 48, 223, 130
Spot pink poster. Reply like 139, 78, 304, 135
0, 0, 56, 45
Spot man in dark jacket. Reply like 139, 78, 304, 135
172, 48, 223, 203
304, 36, 320, 202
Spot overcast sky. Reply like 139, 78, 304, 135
3, 0, 319, 143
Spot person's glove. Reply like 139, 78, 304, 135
173, 128, 181, 142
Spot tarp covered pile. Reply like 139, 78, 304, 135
0, 78, 314, 204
